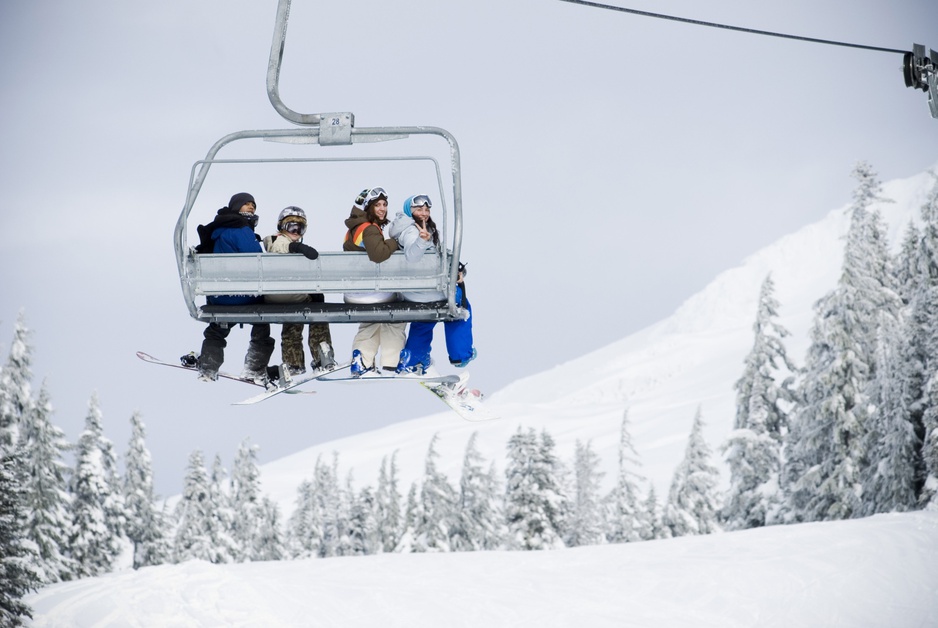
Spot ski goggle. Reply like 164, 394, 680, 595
410, 195, 432, 209
363, 187, 388, 207
283, 221, 306, 236
239, 212, 259, 228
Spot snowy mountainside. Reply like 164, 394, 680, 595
260, 166, 936, 515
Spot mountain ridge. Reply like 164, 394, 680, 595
260, 164, 937, 516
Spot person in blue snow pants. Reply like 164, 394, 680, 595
387, 194, 476, 372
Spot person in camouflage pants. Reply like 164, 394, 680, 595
262, 206, 336, 377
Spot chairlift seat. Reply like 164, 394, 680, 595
184, 249, 467, 323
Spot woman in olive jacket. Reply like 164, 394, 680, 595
342, 187, 405, 375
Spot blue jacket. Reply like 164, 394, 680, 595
207, 222, 263, 306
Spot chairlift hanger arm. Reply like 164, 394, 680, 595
267, 0, 321, 126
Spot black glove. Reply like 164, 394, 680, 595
289, 241, 319, 260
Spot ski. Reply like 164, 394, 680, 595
136, 351, 280, 390
420, 373, 499, 422
232, 361, 352, 405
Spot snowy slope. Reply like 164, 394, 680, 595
258, 166, 937, 515
25, 511, 938, 627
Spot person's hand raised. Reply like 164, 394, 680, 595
417, 218, 431, 241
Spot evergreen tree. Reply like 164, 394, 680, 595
312, 454, 344, 558
895, 221, 922, 305
663, 407, 720, 537
208, 455, 238, 563
565, 439, 605, 547
332, 468, 354, 557
504, 427, 567, 550
123, 411, 168, 569
451, 432, 502, 551
254, 497, 286, 561
605, 409, 646, 543
860, 318, 920, 514
19, 381, 76, 582
0, 312, 34, 456
913, 171, 938, 507
229, 439, 263, 561
286, 478, 321, 558
374, 453, 403, 553
412, 434, 456, 552
395, 482, 419, 553
641, 485, 666, 541
173, 450, 215, 562
348, 484, 378, 556
723, 275, 795, 530
0, 449, 42, 626
781, 162, 899, 522
68, 393, 126, 577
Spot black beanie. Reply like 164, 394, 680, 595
228, 192, 256, 212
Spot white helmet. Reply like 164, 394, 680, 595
277, 206, 307, 232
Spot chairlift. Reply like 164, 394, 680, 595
175, 0, 467, 325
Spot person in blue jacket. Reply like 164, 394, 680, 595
388, 194, 476, 374
194, 192, 275, 384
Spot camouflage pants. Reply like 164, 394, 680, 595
280, 322, 333, 369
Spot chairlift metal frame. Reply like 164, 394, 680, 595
175, 0, 467, 324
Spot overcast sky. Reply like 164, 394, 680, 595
1, 0, 936, 497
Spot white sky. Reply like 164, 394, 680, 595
1, 0, 937, 498
24, 511, 938, 627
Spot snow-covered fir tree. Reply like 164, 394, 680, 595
723, 274, 795, 530
254, 497, 286, 561
0, 312, 34, 456
781, 162, 900, 522
374, 453, 403, 553
286, 478, 322, 558
20, 382, 76, 582
173, 450, 216, 563
450, 432, 502, 551
605, 409, 646, 543
641, 485, 666, 541
396, 482, 419, 553
860, 316, 921, 514
663, 406, 721, 537
303, 454, 346, 558
411, 434, 457, 552
285, 453, 350, 559
0, 448, 42, 626
229, 439, 264, 561
347, 482, 379, 556
122, 411, 168, 569
208, 455, 238, 562
895, 221, 922, 305
504, 427, 567, 550
565, 439, 605, 547
910, 171, 938, 507
68, 392, 126, 577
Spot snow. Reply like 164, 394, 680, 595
21, 166, 938, 625
25, 511, 938, 627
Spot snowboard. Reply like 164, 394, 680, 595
136, 351, 287, 390
420, 373, 499, 422
316, 370, 460, 384
232, 361, 352, 405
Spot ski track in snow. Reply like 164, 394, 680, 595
25, 512, 938, 627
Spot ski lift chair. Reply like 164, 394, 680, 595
175, 0, 467, 326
